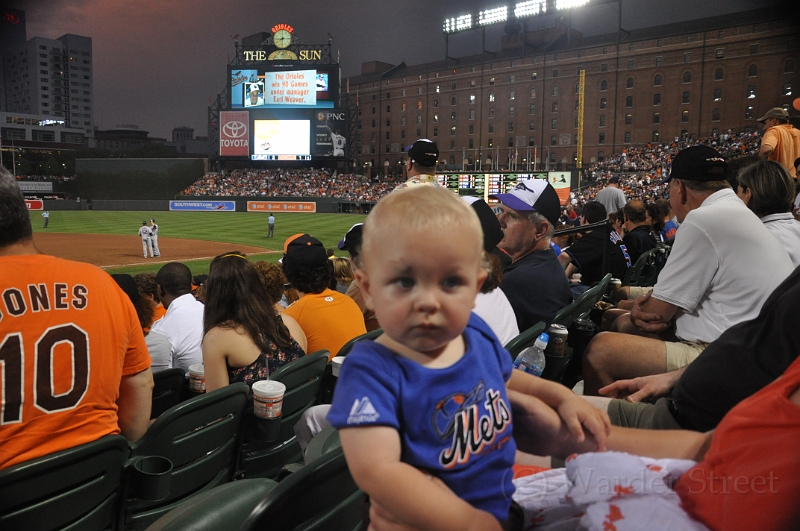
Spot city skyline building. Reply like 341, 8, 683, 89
2, 31, 94, 137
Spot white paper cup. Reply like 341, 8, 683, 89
252, 380, 286, 419
188, 364, 205, 392
331, 356, 346, 377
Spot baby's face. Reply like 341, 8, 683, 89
359, 225, 485, 357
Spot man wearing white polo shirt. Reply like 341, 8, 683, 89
582, 145, 794, 396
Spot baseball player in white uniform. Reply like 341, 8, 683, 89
138, 221, 154, 258
149, 218, 161, 257
327, 127, 346, 157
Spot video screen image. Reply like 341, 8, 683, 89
252, 120, 310, 157
231, 68, 334, 109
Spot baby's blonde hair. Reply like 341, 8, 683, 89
362, 186, 484, 267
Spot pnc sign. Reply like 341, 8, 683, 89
220, 111, 249, 157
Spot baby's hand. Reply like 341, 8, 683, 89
556, 394, 612, 451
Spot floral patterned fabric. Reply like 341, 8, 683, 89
227, 336, 305, 389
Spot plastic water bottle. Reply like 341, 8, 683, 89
513, 332, 548, 377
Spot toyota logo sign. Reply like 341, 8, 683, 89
220, 111, 250, 156
223, 121, 247, 138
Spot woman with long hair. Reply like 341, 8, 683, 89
202, 252, 307, 392
331, 256, 354, 293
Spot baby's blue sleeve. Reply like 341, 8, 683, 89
327, 343, 400, 430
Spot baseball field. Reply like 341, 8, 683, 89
28, 210, 367, 276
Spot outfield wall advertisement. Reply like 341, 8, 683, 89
169, 200, 236, 211
25, 199, 44, 210
247, 201, 317, 212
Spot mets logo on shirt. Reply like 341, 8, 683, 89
432, 381, 512, 468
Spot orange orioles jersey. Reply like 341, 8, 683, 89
0, 255, 151, 469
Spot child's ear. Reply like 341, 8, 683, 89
354, 268, 374, 308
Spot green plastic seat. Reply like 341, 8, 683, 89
303, 425, 342, 464
239, 447, 367, 531
504, 321, 571, 383
626, 244, 671, 287
144, 479, 277, 531
320, 329, 383, 404
0, 434, 129, 531
335, 328, 383, 357
572, 273, 612, 318
239, 350, 329, 479
121, 383, 250, 530
504, 321, 547, 359
150, 368, 185, 419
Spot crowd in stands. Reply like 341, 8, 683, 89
178, 131, 764, 208
584, 130, 761, 176
570, 130, 763, 206
181, 168, 401, 201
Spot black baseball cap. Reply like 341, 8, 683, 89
283, 234, 328, 270
661, 145, 727, 184
405, 139, 439, 167
462, 197, 504, 252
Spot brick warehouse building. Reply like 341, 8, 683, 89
346, 7, 799, 171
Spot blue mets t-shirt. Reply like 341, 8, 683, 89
328, 313, 516, 521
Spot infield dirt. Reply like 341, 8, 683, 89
32, 233, 278, 269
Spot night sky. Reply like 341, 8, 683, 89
11, 0, 780, 139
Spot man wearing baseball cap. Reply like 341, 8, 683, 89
282, 234, 366, 358
582, 145, 793, 397
394, 139, 441, 190
489, 179, 572, 331
757, 107, 800, 178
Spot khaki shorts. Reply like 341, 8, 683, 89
607, 397, 683, 430
665, 339, 709, 372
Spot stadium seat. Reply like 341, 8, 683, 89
239, 350, 329, 479
150, 368, 186, 419
144, 479, 277, 531
303, 425, 342, 464
319, 329, 383, 404
0, 434, 129, 531
504, 321, 572, 383
336, 328, 383, 357
625, 244, 671, 287
239, 447, 367, 531
504, 321, 547, 360
120, 383, 250, 530
571, 273, 613, 319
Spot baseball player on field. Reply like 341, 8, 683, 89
138, 221, 154, 258
149, 218, 161, 257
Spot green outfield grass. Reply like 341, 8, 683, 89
30, 210, 366, 276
